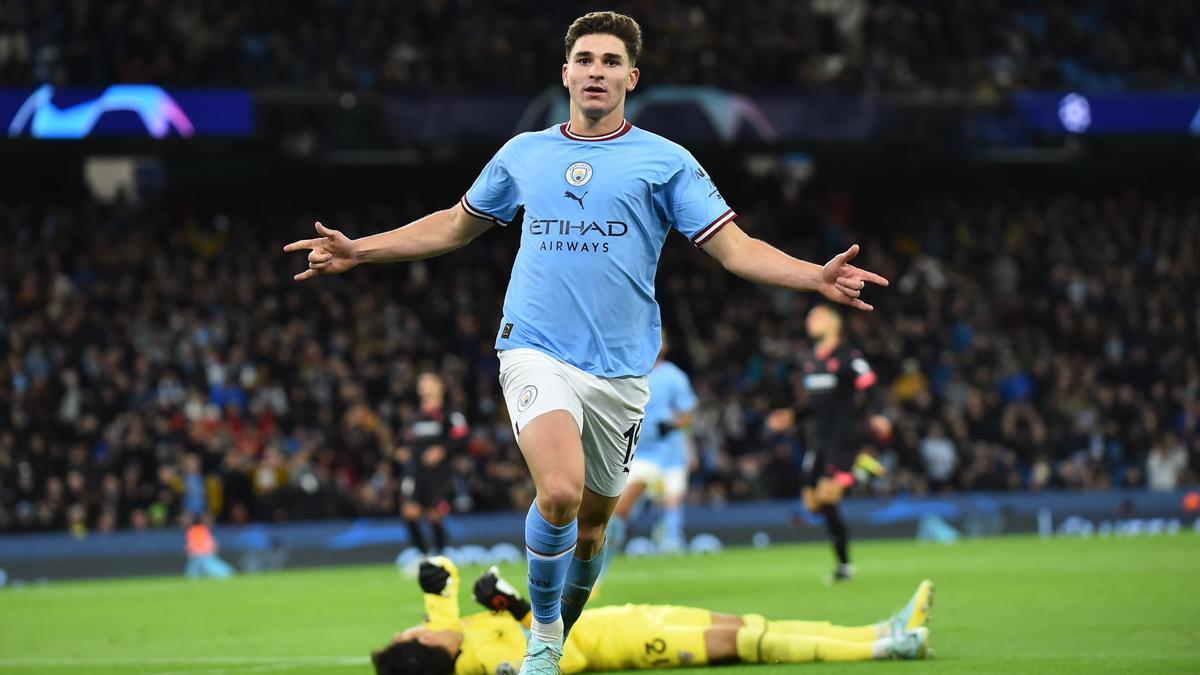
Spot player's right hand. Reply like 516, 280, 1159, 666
818, 244, 889, 311
418, 556, 459, 596
473, 566, 531, 619
283, 221, 358, 281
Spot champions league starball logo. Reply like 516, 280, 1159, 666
1057, 93, 1092, 134
565, 161, 593, 186
7, 84, 195, 139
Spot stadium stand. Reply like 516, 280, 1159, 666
0, 0, 1196, 91
3, 182, 1197, 533
1, 0, 1197, 535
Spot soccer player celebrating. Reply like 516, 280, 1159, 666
607, 331, 697, 559
285, 11, 887, 673
371, 557, 932, 674
796, 305, 890, 584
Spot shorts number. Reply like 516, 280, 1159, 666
644, 638, 670, 666
622, 419, 644, 466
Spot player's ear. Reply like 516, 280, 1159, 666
627, 66, 640, 92
562, 62, 570, 88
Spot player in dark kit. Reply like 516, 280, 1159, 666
399, 372, 470, 555
796, 305, 889, 584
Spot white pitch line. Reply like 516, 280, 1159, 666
0, 656, 367, 669
149, 666, 294, 675
149, 660, 364, 675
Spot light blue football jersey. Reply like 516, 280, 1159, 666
636, 360, 698, 469
462, 120, 736, 377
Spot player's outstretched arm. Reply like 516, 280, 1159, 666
283, 203, 494, 282
417, 556, 463, 629
700, 222, 889, 311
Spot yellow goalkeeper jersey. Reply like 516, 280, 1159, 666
418, 558, 585, 674
420, 559, 709, 673
443, 606, 710, 674
429, 606, 588, 674
450, 610, 536, 675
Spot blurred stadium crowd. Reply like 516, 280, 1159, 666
0, 0, 1196, 92
2, 181, 1197, 534
1, 0, 1198, 536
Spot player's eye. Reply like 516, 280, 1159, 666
606, 59, 619, 66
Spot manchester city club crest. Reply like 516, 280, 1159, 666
517, 385, 538, 412
565, 161, 593, 187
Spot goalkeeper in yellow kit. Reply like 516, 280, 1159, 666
370, 557, 932, 674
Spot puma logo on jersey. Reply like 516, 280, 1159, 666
563, 190, 587, 209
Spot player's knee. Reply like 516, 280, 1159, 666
815, 480, 842, 504
536, 480, 583, 520
576, 521, 607, 552
739, 613, 765, 630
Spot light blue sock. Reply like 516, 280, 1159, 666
661, 505, 685, 549
561, 540, 606, 637
525, 503, 577, 632
600, 514, 627, 579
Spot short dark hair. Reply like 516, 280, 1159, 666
564, 11, 643, 65
371, 640, 455, 675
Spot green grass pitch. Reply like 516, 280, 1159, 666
2, 534, 1197, 674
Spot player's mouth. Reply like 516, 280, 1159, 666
583, 85, 607, 98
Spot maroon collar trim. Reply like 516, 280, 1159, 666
559, 119, 633, 141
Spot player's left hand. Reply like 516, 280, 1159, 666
819, 244, 889, 311
473, 566, 531, 620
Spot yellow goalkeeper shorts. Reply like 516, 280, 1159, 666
569, 604, 712, 671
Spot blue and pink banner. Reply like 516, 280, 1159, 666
2, 85, 1195, 144
0, 85, 253, 139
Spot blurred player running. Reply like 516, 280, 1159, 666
796, 305, 890, 584
371, 557, 933, 674
606, 331, 697, 561
397, 372, 469, 556
286, 11, 888, 673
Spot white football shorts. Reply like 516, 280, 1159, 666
498, 348, 650, 497
627, 460, 688, 500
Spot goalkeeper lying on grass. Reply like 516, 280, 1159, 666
371, 557, 933, 674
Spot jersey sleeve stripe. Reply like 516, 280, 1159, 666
691, 209, 737, 247
460, 195, 511, 226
